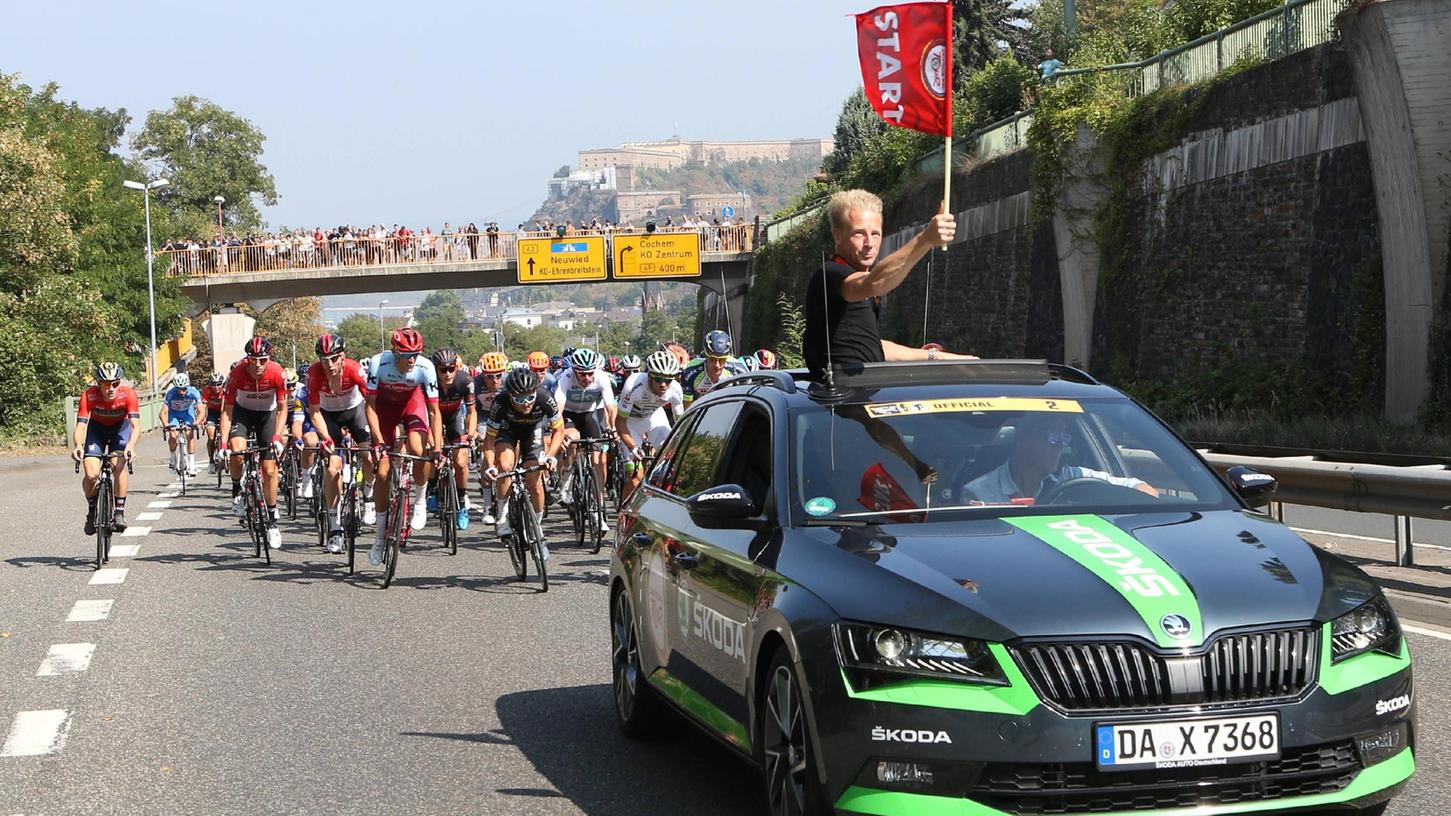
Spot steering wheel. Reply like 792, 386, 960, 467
1036, 477, 1153, 506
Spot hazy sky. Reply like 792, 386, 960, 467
3, 0, 865, 231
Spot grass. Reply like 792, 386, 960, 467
1172, 408, 1451, 457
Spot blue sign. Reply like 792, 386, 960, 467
721, 205, 736, 218
551, 241, 588, 253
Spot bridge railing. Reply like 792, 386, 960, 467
160, 225, 755, 278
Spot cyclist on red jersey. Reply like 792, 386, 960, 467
307, 333, 378, 552
220, 336, 290, 550
365, 327, 443, 566
201, 372, 226, 472
72, 362, 142, 534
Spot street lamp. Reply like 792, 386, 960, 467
379, 299, 390, 351
214, 195, 226, 238
122, 177, 170, 391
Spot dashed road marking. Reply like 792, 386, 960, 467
135, 512, 163, 521
166, 482, 181, 489
66, 600, 113, 622
147, 501, 173, 509
157, 491, 179, 498
120, 526, 150, 537
0, 710, 72, 757
107, 544, 140, 558
89, 568, 128, 585
37, 643, 97, 676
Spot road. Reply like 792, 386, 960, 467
2, 435, 1445, 815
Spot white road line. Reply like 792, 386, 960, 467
1290, 527, 1451, 551
119, 526, 150, 537
66, 599, 113, 622
107, 544, 139, 558
166, 482, 181, 489
135, 512, 163, 521
147, 501, 173, 509
0, 710, 72, 757
1403, 624, 1451, 642
37, 643, 97, 676
157, 491, 179, 498
89, 568, 128, 585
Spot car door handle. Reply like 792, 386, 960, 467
630, 533, 652, 547
672, 551, 700, 569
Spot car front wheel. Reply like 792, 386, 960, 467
758, 648, 827, 816
611, 586, 666, 737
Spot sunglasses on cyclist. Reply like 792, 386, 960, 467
101, 379, 122, 388
440, 365, 458, 373
397, 352, 420, 360
650, 375, 675, 384
247, 356, 269, 365
576, 369, 595, 377
321, 352, 344, 364
510, 393, 537, 404
482, 372, 504, 380
706, 353, 731, 362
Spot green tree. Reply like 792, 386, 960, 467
414, 290, 465, 352
254, 298, 324, 369
131, 96, 279, 237
822, 89, 888, 179
336, 312, 407, 356
958, 56, 1034, 132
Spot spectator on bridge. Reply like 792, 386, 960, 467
441, 222, 456, 261
466, 222, 480, 260
486, 222, 500, 257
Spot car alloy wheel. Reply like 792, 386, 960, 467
763, 659, 810, 816
613, 590, 640, 721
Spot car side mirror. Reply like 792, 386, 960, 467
687, 484, 759, 528
1226, 465, 1277, 508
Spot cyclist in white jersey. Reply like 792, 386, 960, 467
553, 348, 616, 519
616, 350, 685, 495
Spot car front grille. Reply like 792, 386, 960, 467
970, 740, 1360, 814
1010, 628, 1317, 712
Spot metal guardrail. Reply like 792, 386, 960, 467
1197, 445, 1451, 567
763, 200, 827, 244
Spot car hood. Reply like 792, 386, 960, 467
797, 510, 1380, 647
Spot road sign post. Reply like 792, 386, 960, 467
612, 233, 701, 280
517, 236, 607, 283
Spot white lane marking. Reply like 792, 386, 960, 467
147, 501, 173, 509
120, 526, 150, 537
1403, 624, 1451, 642
157, 491, 179, 498
0, 710, 72, 757
107, 544, 140, 558
135, 512, 162, 521
37, 643, 97, 676
89, 568, 128, 585
166, 482, 181, 488
66, 600, 113, 622
1291, 527, 1451, 552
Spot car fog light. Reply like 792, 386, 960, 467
1357, 722, 1408, 767
877, 760, 934, 788
874, 629, 907, 661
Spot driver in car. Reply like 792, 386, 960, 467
962, 412, 1158, 504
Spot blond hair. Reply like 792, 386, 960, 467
827, 189, 883, 234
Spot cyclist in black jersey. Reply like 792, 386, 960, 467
481, 367, 565, 547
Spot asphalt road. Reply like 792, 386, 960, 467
2, 435, 1446, 815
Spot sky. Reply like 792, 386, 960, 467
2, 0, 866, 233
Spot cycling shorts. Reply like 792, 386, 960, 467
441, 407, 469, 444
375, 389, 429, 448
320, 404, 372, 456
203, 407, 223, 427
492, 421, 545, 463
83, 421, 132, 457
228, 405, 280, 461
166, 412, 197, 429
563, 408, 605, 440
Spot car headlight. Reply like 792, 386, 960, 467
1330, 597, 1400, 663
834, 622, 1007, 688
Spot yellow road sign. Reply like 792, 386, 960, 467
612, 233, 701, 279
517, 236, 607, 282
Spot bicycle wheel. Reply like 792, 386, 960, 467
582, 466, 605, 555
381, 490, 404, 588
505, 495, 527, 581
245, 483, 264, 559
344, 488, 359, 575
94, 475, 111, 569
523, 501, 548, 592
178, 455, 188, 497
439, 475, 458, 556
283, 452, 298, 519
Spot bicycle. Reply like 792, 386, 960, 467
494, 462, 550, 592
303, 446, 329, 550
605, 442, 626, 514
279, 441, 302, 520
337, 446, 366, 573
75, 450, 131, 570
374, 451, 434, 589
167, 423, 197, 497
433, 442, 471, 556
229, 446, 273, 564
566, 436, 612, 555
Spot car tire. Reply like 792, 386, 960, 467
611, 586, 667, 738
757, 648, 828, 816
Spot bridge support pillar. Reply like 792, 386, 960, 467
1341, 0, 1451, 421
204, 307, 256, 375
1052, 125, 1107, 368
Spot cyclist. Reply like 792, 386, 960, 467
754, 348, 779, 370
365, 327, 444, 566
163, 372, 203, 477
201, 372, 227, 472
72, 362, 141, 534
616, 354, 641, 394
284, 368, 322, 500
429, 346, 476, 532
306, 333, 376, 553
528, 350, 558, 394
482, 366, 565, 558
738, 354, 761, 373
681, 330, 745, 405
553, 348, 617, 528
661, 340, 691, 371
615, 350, 684, 495
473, 351, 510, 525
220, 337, 290, 550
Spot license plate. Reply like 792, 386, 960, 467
1095, 713, 1279, 770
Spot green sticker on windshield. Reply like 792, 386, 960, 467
1005, 515, 1202, 648
805, 497, 836, 516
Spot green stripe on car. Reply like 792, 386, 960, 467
840, 643, 1040, 716
647, 669, 751, 750
1319, 623, 1412, 695
1005, 515, 1203, 648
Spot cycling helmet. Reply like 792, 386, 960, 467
297, 363, 311, 378
661, 341, 691, 368
430, 347, 460, 369
755, 348, 778, 370
620, 354, 641, 370
569, 347, 602, 371
563, 346, 577, 360
173, 373, 191, 389
208, 372, 225, 386
527, 351, 549, 372
283, 368, 299, 388
479, 352, 509, 374
390, 327, 424, 354
606, 356, 620, 374
505, 366, 539, 397
704, 329, 733, 358
549, 355, 565, 371
315, 333, 346, 356
94, 362, 124, 382
738, 354, 759, 373
243, 336, 273, 358
645, 349, 682, 377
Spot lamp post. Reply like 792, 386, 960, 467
379, 299, 390, 351
122, 177, 170, 391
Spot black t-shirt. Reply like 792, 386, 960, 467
437, 375, 476, 418
803, 257, 884, 378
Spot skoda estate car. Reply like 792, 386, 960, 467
608, 361, 1414, 816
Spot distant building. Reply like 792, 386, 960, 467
686, 192, 752, 220
578, 136, 834, 172
616, 190, 683, 225
500, 310, 544, 329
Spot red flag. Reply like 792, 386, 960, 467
855, 2, 953, 137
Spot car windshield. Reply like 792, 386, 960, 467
789, 395, 1237, 523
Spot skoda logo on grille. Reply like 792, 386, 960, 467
1161, 614, 1192, 639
